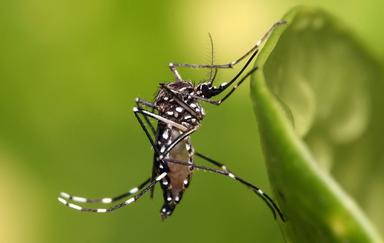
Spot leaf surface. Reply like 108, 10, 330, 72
251, 7, 383, 243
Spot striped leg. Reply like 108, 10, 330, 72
175, 66, 258, 106
170, 21, 286, 70
214, 67, 258, 104
165, 159, 285, 221
160, 127, 198, 160
133, 100, 198, 197
133, 103, 198, 161
195, 152, 230, 172
58, 173, 167, 213
132, 100, 160, 198
166, 21, 287, 106
135, 98, 157, 135
133, 107, 188, 132
59, 178, 151, 204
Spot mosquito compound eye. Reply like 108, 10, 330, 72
198, 83, 211, 98
201, 84, 209, 92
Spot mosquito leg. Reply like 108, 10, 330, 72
170, 40, 259, 103
58, 173, 167, 213
133, 100, 161, 198
133, 105, 186, 168
133, 106, 196, 195
165, 159, 285, 221
159, 127, 198, 160
161, 21, 284, 107
134, 107, 188, 132
190, 155, 281, 219
175, 66, 258, 106
133, 105, 198, 159
215, 66, 258, 104
59, 178, 151, 204
135, 98, 157, 110
171, 20, 286, 70
133, 106, 194, 158
133, 106, 173, 183
169, 63, 183, 81
163, 50, 259, 107
170, 21, 286, 103
195, 152, 229, 172
133, 108, 159, 153
135, 98, 158, 136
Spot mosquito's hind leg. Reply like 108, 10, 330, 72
58, 173, 167, 213
59, 178, 151, 204
195, 152, 229, 172
165, 158, 285, 222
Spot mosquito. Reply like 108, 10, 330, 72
58, 20, 286, 221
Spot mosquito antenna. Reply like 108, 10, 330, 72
207, 33, 217, 85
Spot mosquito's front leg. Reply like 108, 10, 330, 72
169, 20, 286, 103
172, 67, 258, 106
134, 107, 188, 132
171, 20, 286, 70
135, 98, 158, 135
159, 126, 198, 160
213, 66, 258, 104
169, 62, 183, 81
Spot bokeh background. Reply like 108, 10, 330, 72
0, 0, 383, 243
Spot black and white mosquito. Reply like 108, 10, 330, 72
58, 20, 286, 221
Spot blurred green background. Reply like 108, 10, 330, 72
0, 1, 383, 243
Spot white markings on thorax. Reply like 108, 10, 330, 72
176, 107, 183, 113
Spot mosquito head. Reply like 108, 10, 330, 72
195, 81, 226, 99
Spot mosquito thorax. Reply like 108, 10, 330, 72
155, 81, 206, 128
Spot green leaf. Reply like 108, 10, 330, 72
251, 6, 383, 243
